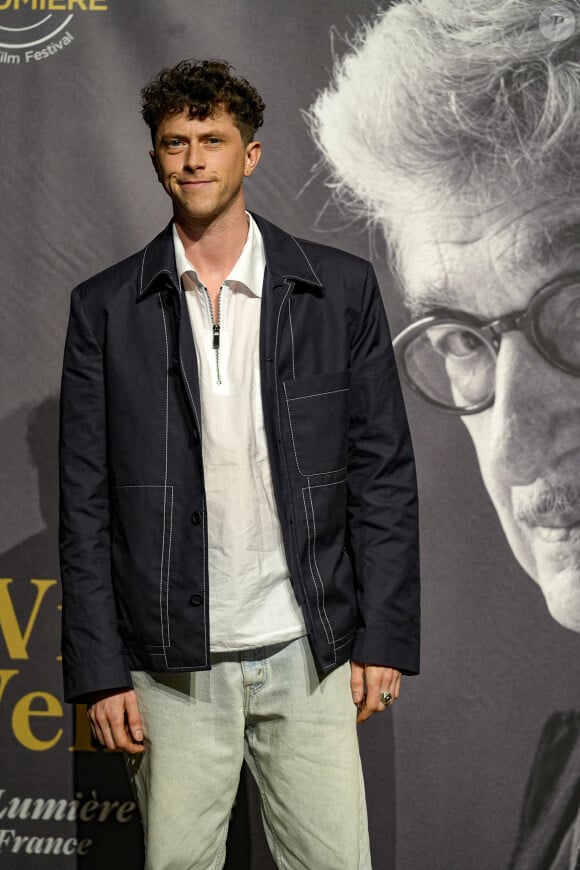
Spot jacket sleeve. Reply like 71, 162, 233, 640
348, 263, 420, 674
59, 286, 132, 702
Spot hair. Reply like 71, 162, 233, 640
309, 0, 580, 235
141, 59, 265, 145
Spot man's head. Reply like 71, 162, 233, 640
141, 59, 265, 147
142, 59, 264, 226
310, 0, 580, 631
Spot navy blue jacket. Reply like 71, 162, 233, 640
59, 214, 420, 703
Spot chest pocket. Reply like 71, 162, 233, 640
283, 370, 350, 477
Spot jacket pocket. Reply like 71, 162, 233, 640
111, 484, 173, 650
283, 370, 350, 476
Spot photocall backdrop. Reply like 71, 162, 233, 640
1, 1, 579, 868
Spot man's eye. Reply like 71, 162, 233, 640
538, 285, 580, 367
430, 327, 483, 359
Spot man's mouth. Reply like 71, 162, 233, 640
513, 482, 580, 541
177, 177, 212, 186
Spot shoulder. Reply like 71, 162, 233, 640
74, 251, 141, 302
253, 212, 373, 286
293, 234, 371, 279
72, 223, 174, 311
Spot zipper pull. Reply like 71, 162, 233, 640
212, 324, 220, 350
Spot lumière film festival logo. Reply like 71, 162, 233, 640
0, 0, 107, 65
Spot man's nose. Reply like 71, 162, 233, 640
183, 142, 205, 171
487, 332, 559, 486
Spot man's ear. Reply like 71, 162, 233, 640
149, 149, 161, 181
243, 141, 262, 177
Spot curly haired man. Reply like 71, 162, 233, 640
59, 59, 420, 870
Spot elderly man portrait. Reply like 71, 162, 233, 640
311, 0, 580, 867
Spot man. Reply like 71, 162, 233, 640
309, 0, 579, 866
59, 59, 420, 869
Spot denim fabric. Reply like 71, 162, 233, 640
127, 635, 371, 870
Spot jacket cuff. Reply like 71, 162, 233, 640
63, 655, 133, 704
351, 621, 420, 675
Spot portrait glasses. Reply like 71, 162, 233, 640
393, 274, 580, 414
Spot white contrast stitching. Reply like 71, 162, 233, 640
287, 387, 349, 402
179, 352, 202, 432
115, 484, 166, 488
159, 296, 170, 651
334, 632, 356, 651
274, 287, 313, 623
114, 483, 174, 652
172, 355, 208, 668
138, 243, 150, 295
301, 478, 350, 653
301, 487, 334, 654
290, 235, 322, 285
274, 286, 293, 450
288, 297, 296, 380
200, 500, 208, 665
334, 627, 356, 643
307, 479, 347, 489
165, 487, 174, 646
283, 383, 347, 477
307, 480, 336, 652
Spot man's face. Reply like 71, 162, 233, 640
395, 193, 580, 631
150, 108, 261, 227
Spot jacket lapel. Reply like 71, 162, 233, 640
135, 213, 325, 443
137, 223, 203, 441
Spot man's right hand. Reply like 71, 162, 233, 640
86, 688, 145, 754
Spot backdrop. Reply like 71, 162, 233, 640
1, 1, 579, 868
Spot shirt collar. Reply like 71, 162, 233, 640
172, 213, 266, 297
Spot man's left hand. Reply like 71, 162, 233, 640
350, 662, 401, 723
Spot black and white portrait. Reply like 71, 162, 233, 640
311, 1, 580, 867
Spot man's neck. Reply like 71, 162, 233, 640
174, 203, 250, 298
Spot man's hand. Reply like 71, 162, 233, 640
350, 662, 401, 723
86, 688, 145, 754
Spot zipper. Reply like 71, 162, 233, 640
202, 285, 222, 385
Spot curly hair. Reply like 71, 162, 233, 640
141, 59, 265, 145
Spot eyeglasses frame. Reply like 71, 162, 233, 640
392, 273, 580, 415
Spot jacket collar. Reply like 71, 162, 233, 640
137, 212, 325, 299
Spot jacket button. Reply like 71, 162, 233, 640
189, 593, 203, 607
190, 510, 201, 525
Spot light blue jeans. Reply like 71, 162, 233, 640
127, 635, 371, 870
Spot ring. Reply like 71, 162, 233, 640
380, 691, 393, 706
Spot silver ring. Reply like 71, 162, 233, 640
380, 691, 393, 706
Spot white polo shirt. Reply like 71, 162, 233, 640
173, 215, 306, 651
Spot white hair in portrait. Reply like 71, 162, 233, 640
309, 0, 580, 235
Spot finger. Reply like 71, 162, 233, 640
356, 693, 381, 723
361, 667, 400, 720
96, 710, 119, 751
364, 666, 385, 705
107, 716, 144, 753
93, 699, 129, 751
108, 707, 144, 753
380, 673, 401, 706
87, 708, 107, 748
357, 677, 383, 723
350, 661, 365, 707
125, 692, 144, 744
